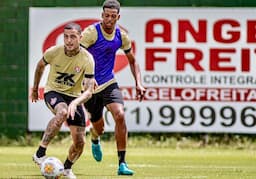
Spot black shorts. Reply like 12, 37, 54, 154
44, 91, 86, 127
84, 83, 123, 122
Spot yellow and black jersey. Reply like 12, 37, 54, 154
43, 45, 94, 97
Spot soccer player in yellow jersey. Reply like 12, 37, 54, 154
69, 0, 146, 175
31, 22, 95, 179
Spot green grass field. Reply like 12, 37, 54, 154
1, 136, 256, 179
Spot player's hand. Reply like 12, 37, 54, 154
68, 100, 78, 120
136, 84, 146, 101
31, 88, 39, 102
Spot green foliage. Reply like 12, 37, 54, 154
0, 134, 29, 146
127, 133, 256, 150
1, 132, 256, 150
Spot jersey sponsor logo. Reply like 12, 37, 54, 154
55, 72, 75, 86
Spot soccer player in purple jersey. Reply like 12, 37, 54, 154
69, 0, 146, 175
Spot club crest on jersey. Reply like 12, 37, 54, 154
50, 97, 57, 105
74, 66, 81, 73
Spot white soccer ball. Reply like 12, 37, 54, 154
40, 156, 64, 179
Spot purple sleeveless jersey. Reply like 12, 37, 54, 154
87, 23, 122, 85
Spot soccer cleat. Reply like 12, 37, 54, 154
63, 169, 77, 179
32, 153, 47, 166
92, 142, 102, 162
118, 162, 134, 175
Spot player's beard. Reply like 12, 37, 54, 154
64, 45, 80, 57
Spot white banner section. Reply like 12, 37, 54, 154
29, 7, 256, 133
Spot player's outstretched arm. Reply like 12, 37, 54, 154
125, 51, 146, 101
68, 77, 94, 120
31, 57, 47, 103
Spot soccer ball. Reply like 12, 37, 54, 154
40, 157, 64, 179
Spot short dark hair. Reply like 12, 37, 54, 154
102, 0, 120, 13
64, 22, 82, 34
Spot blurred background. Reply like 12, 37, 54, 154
1, 0, 256, 140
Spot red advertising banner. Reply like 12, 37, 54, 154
29, 7, 256, 133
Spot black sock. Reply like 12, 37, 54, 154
64, 158, 73, 169
36, 146, 46, 158
118, 151, 126, 165
92, 139, 99, 145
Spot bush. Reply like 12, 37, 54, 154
1, 132, 256, 149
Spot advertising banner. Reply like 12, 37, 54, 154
29, 7, 256, 133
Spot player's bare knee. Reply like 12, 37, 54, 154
53, 109, 68, 127
56, 108, 68, 121
114, 110, 125, 123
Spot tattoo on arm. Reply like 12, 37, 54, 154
83, 78, 94, 91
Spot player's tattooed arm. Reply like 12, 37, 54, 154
68, 77, 95, 120
79, 77, 94, 104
